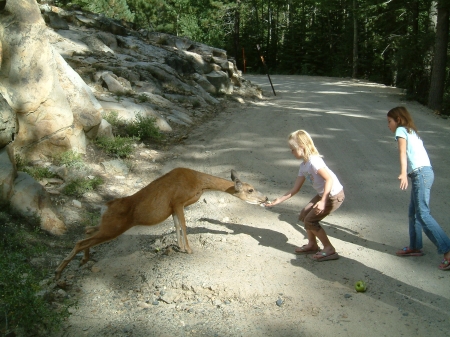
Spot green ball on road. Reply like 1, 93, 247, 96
354, 280, 367, 292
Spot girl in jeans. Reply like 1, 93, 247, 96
387, 106, 450, 270
264, 130, 345, 261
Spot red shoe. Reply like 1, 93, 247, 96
439, 258, 450, 270
396, 247, 424, 257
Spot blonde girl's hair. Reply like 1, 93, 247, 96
387, 106, 419, 136
288, 130, 321, 161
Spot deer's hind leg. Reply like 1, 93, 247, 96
55, 231, 117, 280
81, 225, 101, 265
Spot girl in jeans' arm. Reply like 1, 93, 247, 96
387, 106, 450, 270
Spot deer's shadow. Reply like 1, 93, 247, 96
195, 217, 295, 254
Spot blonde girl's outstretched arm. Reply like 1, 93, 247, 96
265, 176, 306, 207
397, 137, 408, 190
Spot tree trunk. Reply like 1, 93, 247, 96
428, 2, 449, 112
352, 0, 358, 78
234, 1, 241, 69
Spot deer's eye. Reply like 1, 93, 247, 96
248, 189, 254, 193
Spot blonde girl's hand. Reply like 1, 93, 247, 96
263, 200, 276, 207
398, 173, 408, 190
313, 200, 326, 214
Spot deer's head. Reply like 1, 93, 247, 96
231, 170, 268, 205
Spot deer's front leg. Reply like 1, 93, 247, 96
172, 207, 192, 254
172, 213, 183, 251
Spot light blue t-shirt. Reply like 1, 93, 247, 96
395, 127, 431, 174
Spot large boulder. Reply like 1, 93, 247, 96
55, 52, 103, 138
206, 70, 233, 94
9, 172, 66, 235
0, 0, 102, 160
0, 0, 55, 113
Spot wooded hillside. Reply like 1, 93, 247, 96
56, 0, 450, 115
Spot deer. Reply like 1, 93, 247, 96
54, 167, 268, 280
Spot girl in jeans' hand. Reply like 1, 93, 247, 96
387, 106, 450, 270
265, 130, 345, 261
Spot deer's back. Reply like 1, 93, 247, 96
127, 168, 206, 225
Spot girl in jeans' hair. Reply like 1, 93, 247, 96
387, 106, 450, 270
265, 130, 345, 261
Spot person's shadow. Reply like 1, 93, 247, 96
273, 205, 397, 253
290, 253, 450, 319
199, 204, 395, 258
198, 213, 450, 319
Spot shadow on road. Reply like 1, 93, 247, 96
198, 215, 450, 321
197, 217, 295, 254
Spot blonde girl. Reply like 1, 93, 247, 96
265, 130, 345, 261
387, 106, 450, 270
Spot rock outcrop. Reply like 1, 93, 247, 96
0, 0, 102, 161
0, 0, 262, 234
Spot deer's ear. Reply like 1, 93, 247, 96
234, 179, 243, 192
231, 169, 239, 182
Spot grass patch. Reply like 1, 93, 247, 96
95, 136, 136, 158
136, 93, 150, 103
16, 155, 58, 180
102, 111, 128, 137
21, 166, 57, 180
102, 111, 163, 143
103, 111, 123, 128
0, 203, 71, 336
125, 113, 163, 142
62, 176, 104, 198
53, 151, 84, 167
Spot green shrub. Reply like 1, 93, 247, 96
15, 155, 58, 180
102, 111, 130, 136
192, 100, 201, 108
21, 166, 58, 180
136, 93, 150, 103
0, 203, 70, 335
103, 111, 123, 127
14, 154, 26, 169
125, 113, 163, 141
102, 111, 163, 143
62, 176, 103, 197
53, 151, 83, 167
95, 136, 136, 158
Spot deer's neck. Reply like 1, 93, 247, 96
200, 174, 235, 194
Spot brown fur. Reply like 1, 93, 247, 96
55, 168, 267, 280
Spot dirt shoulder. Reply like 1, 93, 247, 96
52, 75, 450, 337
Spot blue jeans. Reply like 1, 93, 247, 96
408, 166, 450, 254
